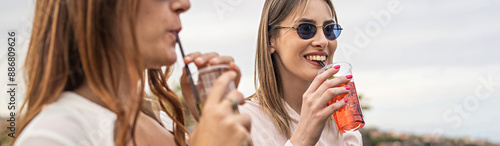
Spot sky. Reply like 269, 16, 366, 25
1, 0, 500, 143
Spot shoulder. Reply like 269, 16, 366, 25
15, 110, 87, 146
238, 98, 266, 117
15, 92, 116, 146
238, 98, 260, 110
238, 98, 289, 145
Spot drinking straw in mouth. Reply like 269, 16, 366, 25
176, 34, 203, 115
317, 61, 326, 67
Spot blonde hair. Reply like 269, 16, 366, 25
16, 0, 187, 145
249, 0, 338, 138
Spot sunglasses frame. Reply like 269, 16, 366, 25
274, 23, 343, 40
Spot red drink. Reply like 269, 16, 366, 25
328, 82, 364, 133
318, 62, 365, 133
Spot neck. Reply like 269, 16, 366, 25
73, 67, 139, 116
277, 66, 311, 115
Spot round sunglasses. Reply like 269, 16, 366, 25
274, 23, 343, 40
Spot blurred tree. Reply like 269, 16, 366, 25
0, 122, 12, 145
172, 84, 197, 130
358, 94, 371, 111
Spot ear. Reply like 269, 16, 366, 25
269, 46, 276, 54
269, 39, 276, 54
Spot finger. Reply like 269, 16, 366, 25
319, 86, 349, 105
233, 124, 252, 146
234, 114, 252, 133
239, 132, 254, 146
321, 97, 347, 116
180, 68, 189, 86
220, 90, 245, 113
208, 55, 234, 65
180, 69, 201, 120
205, 71, 237, 106
229, 62, 241, 88
245, 136, 254, 146
305, 66, 339, 94
180, 68, 194, 95
194, 52, 219, 67
225, 90, 246, 105
184, 52, 202, 63
315, 77, 351, 99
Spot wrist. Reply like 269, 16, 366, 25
290, 123, 319, 146
289, 135, 308, 146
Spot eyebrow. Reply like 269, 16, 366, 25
296, 18, 336, 25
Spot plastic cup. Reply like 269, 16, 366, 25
190, 65, 236, 110
318, 62, 365, 133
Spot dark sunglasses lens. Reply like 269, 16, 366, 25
324, 24, 342, 40
296, 23, 316, 39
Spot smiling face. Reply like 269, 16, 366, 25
271, 0, 337, 82
136, 0, 190, 68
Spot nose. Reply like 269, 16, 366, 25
172, 0, 191, 14
310, 27, 328, 49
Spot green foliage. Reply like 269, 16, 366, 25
172, 84, 198, 129
1, 121, 13, 145
358, 94, 371, 111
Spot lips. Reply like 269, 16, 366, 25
166, 27, 181, 44
167, 27, 182, 36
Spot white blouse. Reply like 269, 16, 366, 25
238, 98, 363, 146
14, 91, 179, 146
14, 92, 117, 146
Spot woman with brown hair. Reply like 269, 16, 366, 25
13, 0, 251, 145
239, 0, 362, 145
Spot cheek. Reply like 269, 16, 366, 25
136, 24, 158, 53
328, 40, 338, 60
136, 5, 169, 51
276, 34, 308, 54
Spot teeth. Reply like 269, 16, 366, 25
306, 55, 326, 61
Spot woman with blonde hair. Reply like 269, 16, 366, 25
13, 0, 251, 145
239, 0, 362, 145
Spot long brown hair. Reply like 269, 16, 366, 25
249, 0, 338, 138
16, 0, 187, 145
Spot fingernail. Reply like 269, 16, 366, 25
345, 75, 353, 79
195, 57, 204, 62
333, 65, 340, 69
184, 56, 192, 61
344, 86, 350, 90
210, 58, 219, 63
344, 98, 348, 102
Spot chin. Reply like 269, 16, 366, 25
163, 56, 177, 66
144, 55, 177, 68
161, 47, 177, 65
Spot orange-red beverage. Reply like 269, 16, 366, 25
328, 81, 364, 133
319, 62, 365, 133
